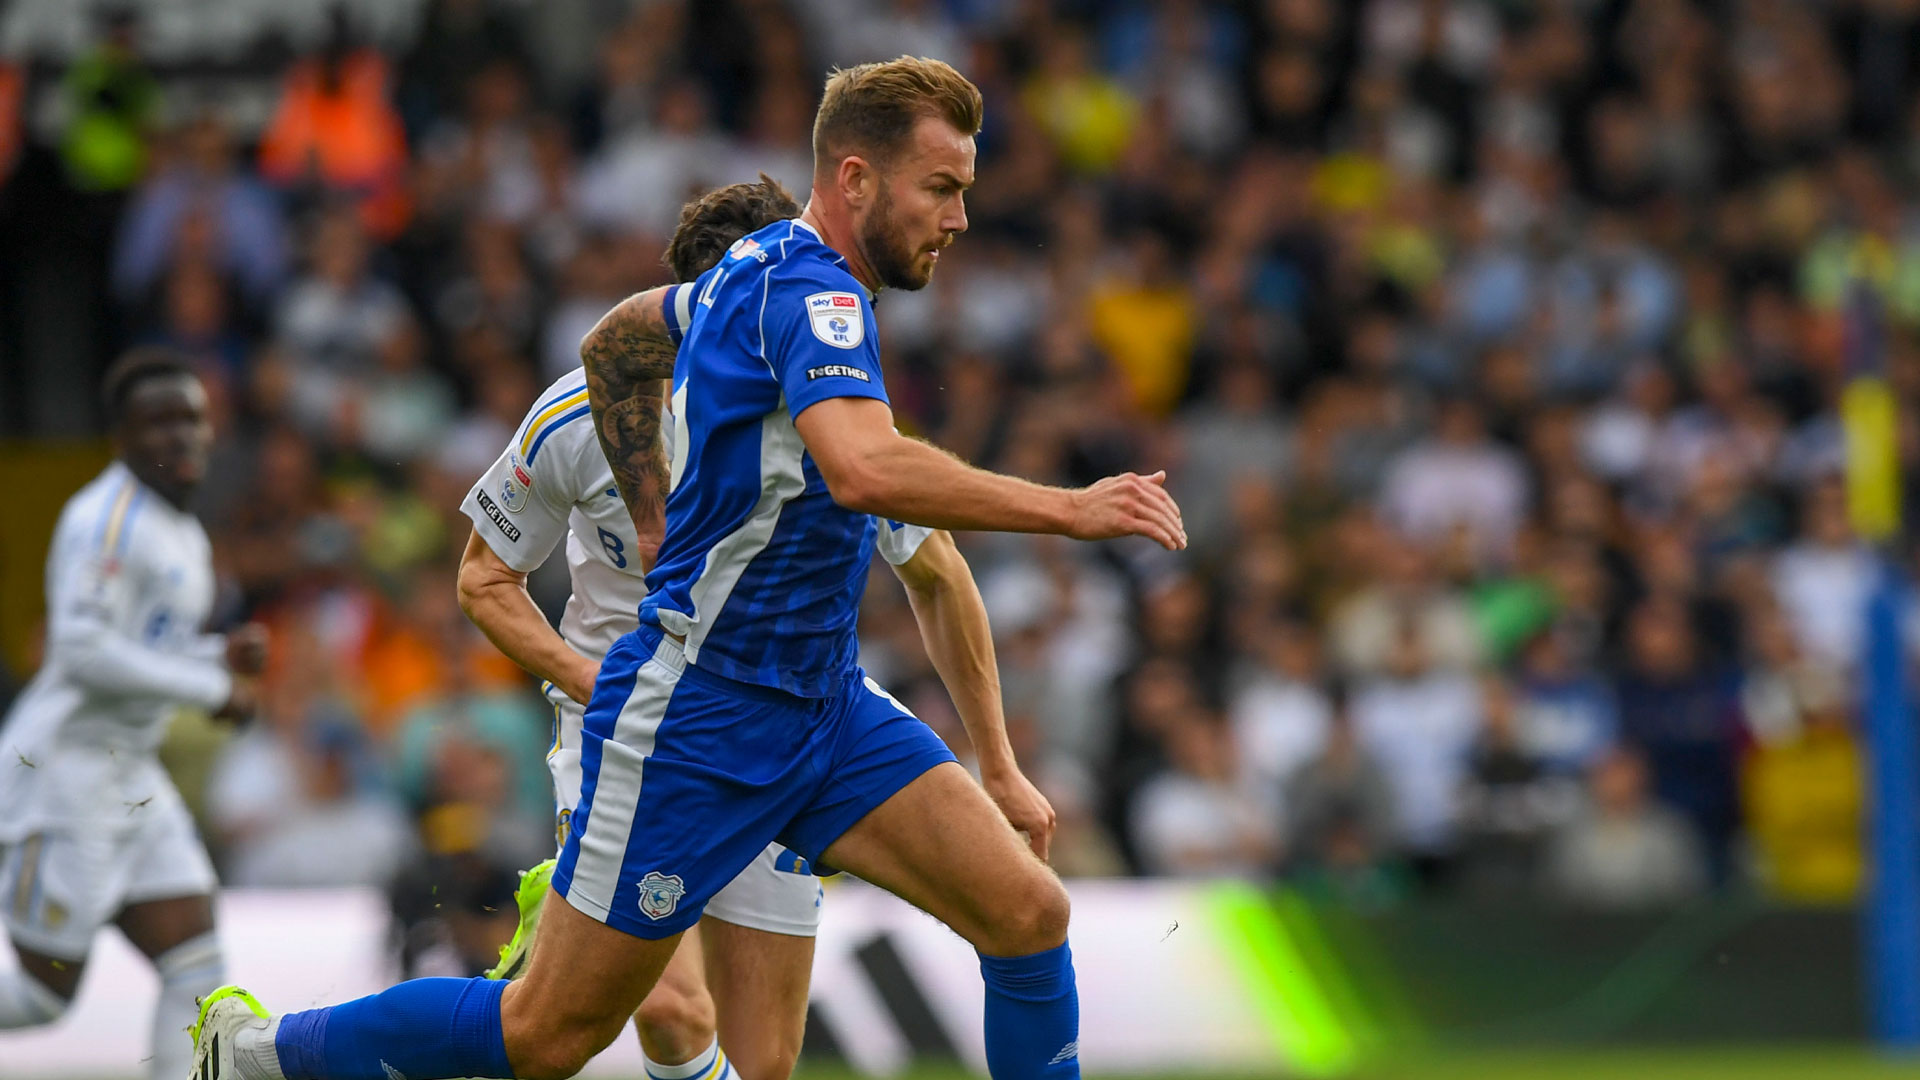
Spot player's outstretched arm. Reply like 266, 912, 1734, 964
892, 530, 1057, 859
580, 286, 678, 549
795, 397, 1188, 550
456, 529, 600, 705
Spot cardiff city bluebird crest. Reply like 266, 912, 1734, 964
638, 871, 686, 920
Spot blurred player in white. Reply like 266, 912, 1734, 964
0, 349, 266, 1080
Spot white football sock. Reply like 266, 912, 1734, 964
233, 1014, 287, 1080
645, 1036, 728, 1080
0, 967, 68, 1027
151, 931, 224, 1080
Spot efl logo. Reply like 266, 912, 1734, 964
805, 291, 866, 349
501, 453, 533, 512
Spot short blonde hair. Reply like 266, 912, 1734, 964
812, 56, 983, 170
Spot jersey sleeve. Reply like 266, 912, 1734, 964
461, 418, 581, 574
663, 280, 700, 345
873, 518, 934, 566
44, 493, 232, 708
762, 264, 889, 419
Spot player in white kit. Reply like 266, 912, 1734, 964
0, 350, 266, 1080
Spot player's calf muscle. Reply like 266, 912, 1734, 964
501, 979, 629, 1080
501, 894, 681, 1079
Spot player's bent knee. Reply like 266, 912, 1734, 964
1023, 875, 1073, 950
980, 872, 1071, 956
633, 981, 717, 1062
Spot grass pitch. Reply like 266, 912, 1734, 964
39, 1046, 1920, 1080
1342, 1046, 1920, 1079
787, 1045, 1920, 1080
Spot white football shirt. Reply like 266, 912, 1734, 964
0, 461, 230, 839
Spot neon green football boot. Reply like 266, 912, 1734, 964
189, 985, 272, 1080
485, 857, 557, 981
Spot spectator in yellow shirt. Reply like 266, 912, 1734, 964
1742, 666, 1864, 903
1022, 31, 1139, 175
1087, 230, 1198, 417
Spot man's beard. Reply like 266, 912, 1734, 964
860, 185, 934, 291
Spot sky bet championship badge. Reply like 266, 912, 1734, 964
806, 291, 864, 349
501, 454, 533, 513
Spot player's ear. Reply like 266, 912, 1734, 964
838, 154, 875, 206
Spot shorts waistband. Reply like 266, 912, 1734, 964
646, 629, 687, 676
634, 626, 806, 705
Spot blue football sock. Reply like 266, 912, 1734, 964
275, 977, 514, 1080
978, 942, 1080, 1080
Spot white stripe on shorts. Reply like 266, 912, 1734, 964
569, 635, 688, 919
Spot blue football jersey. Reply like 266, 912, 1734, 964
643, 218, 890, 697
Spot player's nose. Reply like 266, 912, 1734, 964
945, 195, 968, 235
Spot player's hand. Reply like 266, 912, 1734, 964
214, 677, 260, 725
982, 761, 1058, 862
224, 623, 270, 675
1066, 471, 1187, 550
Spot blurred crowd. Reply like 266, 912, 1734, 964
6, 0, 1920, 935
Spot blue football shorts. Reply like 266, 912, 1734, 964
551, 625, 958, 938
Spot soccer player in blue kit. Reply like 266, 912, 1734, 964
189, 57, 1185, 1080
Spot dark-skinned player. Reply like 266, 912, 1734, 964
0, 348, 267, 1080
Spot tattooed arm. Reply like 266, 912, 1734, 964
580, 286, 679, 568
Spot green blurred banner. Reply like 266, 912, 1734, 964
1278, 897, 1863, 1050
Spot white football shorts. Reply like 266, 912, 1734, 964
0, 770, 217, 960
